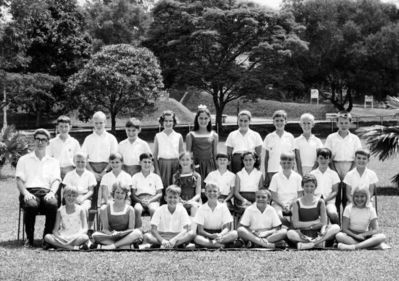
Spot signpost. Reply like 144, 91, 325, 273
364, 95, 374, 108
310, 89, 319, 104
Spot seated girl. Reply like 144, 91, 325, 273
173, 152, 202, 217
287, 174, 340, 250
92, 183, 143, 250
237, 189, 287, 248
44, 186, 89, 250
234, 152, 263, 214
336, 187, 386, 250
194, 184, 238, 248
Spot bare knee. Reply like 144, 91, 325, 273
335, 232, 346, 242
286, 230, 298, 240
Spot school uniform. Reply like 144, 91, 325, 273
263, 131, 295, 173
47, 134, 80, 178
310, 168, 340, 205
63, 169, 97, 210
204, 170, 235, 197
118, 138, 151, 176
194, 201, 233, 232
236, 168, 263, 203
269, 171, 302, 215
100, 170, 133, 201
151, 204, 191, 239
132, 171, 163, 209
344, 168, 378, 198
240, 204, 281, 231
343, 204, 377, 233
294, 134, 323, 174
225, 129, 263, 173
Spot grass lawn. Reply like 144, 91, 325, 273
1, 157, 399, 281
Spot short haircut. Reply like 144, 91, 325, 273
93, 111, 106, 120
73, 151, 87, 162
238, 110, 252, 120
159, 110, 177, 127
33, 128, 51, 140
216, 153, 229, 160
256, 188, 271, 199
111, 182, 130, 199
57, 115, 71, 125
300, 113, 315, 123
109, 152, 123, 162
301, 174, 318, 187
352, 187, 370, 207
355, 148, 371, 159
125, 118, 141, 129
242, 151, 260, 169
280, 151, 295, 161
165, 185, 181, 196
139, 152, 153, 161
205, 183, 219, 192
337, 111, 352, 121
63, 185, 79, 197
272, 110, 287, 120
316, 147, 332, 158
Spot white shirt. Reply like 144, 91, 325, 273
343, 204, 377, 233
240, 204, 281, 231
194, 202, 233, 230
204, 170, 235, 196
310, 168, 340, 204
118, 138, 151, 166
63, 169, 97, 195
237, 168, 263, 192
47, 135, 80, 168
269, 171, 302, 206
325, 132, 362, 161
100, 170, 133, 195
155, 131, 182, 159
294, 134, 323, 167
16, 152, 60, 190
344, 168, 378, 195
81, 131, 118, 163
151, 204, 191, 233
132, 172, 163, 196
225, 129, 263, 154
263, 131, 295, 172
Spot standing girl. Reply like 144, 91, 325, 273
336, 187, 386, 250
186, 105, 218, 189
153, 110, 184, 189
225, 110, 263, 173
287, 174, 340, 250
92, 183, 143, 250
234, 152, 264, 214
173, 152, 202, 217
44, 186, 89, 250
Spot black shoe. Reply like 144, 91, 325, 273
79, 243, 89, 251
89, 242, 99, 250
24, 240, 34, 249
87, 229, 94, 239
42, 241, 51, 250
231, 238, 245, 248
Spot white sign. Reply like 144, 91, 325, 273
364, 95, 374, 108
311, 89, 319, 99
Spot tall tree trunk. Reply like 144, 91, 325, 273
35, 110, 41, 128
111, 111, 116, 134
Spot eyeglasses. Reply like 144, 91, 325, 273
35, 138, 48, 143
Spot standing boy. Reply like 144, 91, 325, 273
47, 116, 80, 179
263, 110, 295, 186
294, 113, 323, 176
118, 118, 151, 176
325, 111, 361, 212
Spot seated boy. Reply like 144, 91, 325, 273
118, 118, 152, 176
269, 152, 303, 225
204, 153, 235, 211
194, 184, 238, 248
63, 151, 96, 211
344, 149, 378, 204
131, 153, 163, 228
143, 185, 195, 248
237, 189, 287, 248
310, 148, 340, 224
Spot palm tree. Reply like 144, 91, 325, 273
357, 96, 399, 186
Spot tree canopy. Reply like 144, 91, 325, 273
67, 44, 164, 132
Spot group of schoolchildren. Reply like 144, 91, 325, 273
18, 106, 387, 251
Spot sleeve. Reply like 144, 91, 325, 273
324, 135, 332, 150
100, 173, 109, 186
370, 207, 377, 220
332, 171, 340, 185
229, 173, 236, 187
204, 172, 212, 185
15, 157, 26, 181
117, 142, 123, 155
47, 141, 54, 157
268, 174, 278, 192
343, 205, 351, 218
370, 171, 378, 184
131, 174, 138, 190
63, 172, 72, 186
270, 207, 282, 227
354, 135, 362, 150
155, 174, 164, 190
193, 207, 205, 225
262, 134, 270, 150
144, 141, 151, 154
110, 135, 118, 154
150, 208, 161, 226
73, 139, 81, 155
51, 160, 61, 183
88, 172, 97, 186
294, 137, 299, 150
181, 207, 191, 227
316, 137, 323, 149
126, 174, 134, 187
343, 173, 352, 186
81, 137, 89, 155
296, 174, 303, 191
289, 134, 295, 151
239, 208, 251, 227
254, 132, 263, 147
222, 204, 233, 224
225, 132, 234, 148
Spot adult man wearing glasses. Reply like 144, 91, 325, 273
16, 129, 61, 248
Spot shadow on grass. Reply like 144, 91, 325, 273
0, 239, 24, 249
377, 187, 399, 196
